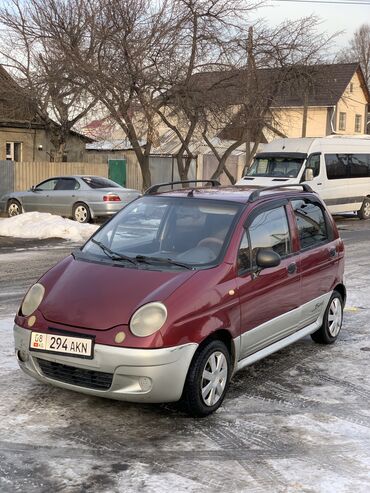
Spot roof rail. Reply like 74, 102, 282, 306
145, 180, 221, 195
248, 183, 314, 203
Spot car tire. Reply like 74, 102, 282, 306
181, 339, 231, 417
311, 291, 343, 344
357, 197, 370, 220
72, 203, 91, 223
7, 199, 22, 217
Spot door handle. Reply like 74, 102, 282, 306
287, 262, 297, 274
329, 247, 337, 258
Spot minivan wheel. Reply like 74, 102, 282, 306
72, 203, 91, 223
181, 340, 231, 417
311, 291, 343, 344
358, 198, 370, 220
7, 199, 22, 217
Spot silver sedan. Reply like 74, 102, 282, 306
0, 175, 141, 223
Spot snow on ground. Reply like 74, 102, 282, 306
0, 212, 98, 242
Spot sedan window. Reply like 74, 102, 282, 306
35, 179, 58, 191
55, 178, 80, 191
82, 177, 120, 189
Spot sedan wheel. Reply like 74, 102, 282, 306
7, 199, 22, 217
182, 339, 231, 417
73, 203, 91, 223
311, 291, 344, 344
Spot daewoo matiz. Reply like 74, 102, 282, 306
14, 181, 345, 416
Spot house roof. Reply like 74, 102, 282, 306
189, 63, 370, 108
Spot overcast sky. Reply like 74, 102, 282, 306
257, 1, 369, 50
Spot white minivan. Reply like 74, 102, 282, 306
236, 136, 370, 219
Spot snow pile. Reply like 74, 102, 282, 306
0, 212, 98, 242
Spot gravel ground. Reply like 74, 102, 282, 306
0, 215, 370, 492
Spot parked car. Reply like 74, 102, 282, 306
0, 175, 140, 223
14, 180, 345, 417
236, 135, 370, 219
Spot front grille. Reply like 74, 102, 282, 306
36, 359, 113, 390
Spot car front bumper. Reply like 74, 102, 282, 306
14, 324, 198, 403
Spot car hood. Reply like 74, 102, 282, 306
40, 256, 196, 330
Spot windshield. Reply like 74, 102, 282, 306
82, 176, 121, 189
82, 196, 242, 269
247, 156, 304, 178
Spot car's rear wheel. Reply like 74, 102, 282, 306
181, 339, 231, 417
311, 291, 343, 344
7, 199, 22, 217
72, 203, 91, 223
358, 197, 370, 220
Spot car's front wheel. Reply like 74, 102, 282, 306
72, 203, 91, 223
311, 291, 344, 344
7, 199, 22, 217
358, 197, 370, 220
182, 339, 231, 417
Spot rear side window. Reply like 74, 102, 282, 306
82, 176, 120, 189
292, 200, 328, 249
55, 178, 80, 190
238, 206, 291, 271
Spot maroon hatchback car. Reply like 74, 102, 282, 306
14, 181, 345, 416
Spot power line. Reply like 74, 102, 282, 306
272, 0, 370, 4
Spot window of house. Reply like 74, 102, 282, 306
349, 82, 354, 93
6, 142, 22, 161
338, 112, 346, 131
291, 200, 328, 249
355, 114, 362, 133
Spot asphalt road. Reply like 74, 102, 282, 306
1, 215, 370, 492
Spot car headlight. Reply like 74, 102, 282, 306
21, 283, 45, 316
129, 302, 167, 337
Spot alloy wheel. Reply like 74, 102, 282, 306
8, 203, 21, 216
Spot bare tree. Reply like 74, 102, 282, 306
155, 0, 257, 182
198, 16, 336, 179
338, 24, 370, 85
0, 0, 97, 161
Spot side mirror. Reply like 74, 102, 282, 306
253, 248, 281, 279
304, 168, 314, 182
30, 185, 36, 192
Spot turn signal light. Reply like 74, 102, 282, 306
103, 194, 121, 202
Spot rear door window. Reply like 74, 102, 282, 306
292, 200, 328, 249
55, 178, 80, 190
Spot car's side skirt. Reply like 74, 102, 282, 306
233, 291, 331, 374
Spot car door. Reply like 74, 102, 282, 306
290, 198, 337, 328
22, 178, 58, 212
236, 202, 301, 359
51, 178, 80, 216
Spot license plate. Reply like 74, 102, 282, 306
30, 332, 94, 359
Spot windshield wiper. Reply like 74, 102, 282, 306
135, 255, 192, 270
91, 239, 137, 265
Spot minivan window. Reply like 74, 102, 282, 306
292, 200, 328, 249
325, 154, 370, 179
248, 206, 291, 265
247, 157, 304, 178
306, 154, 320, 177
